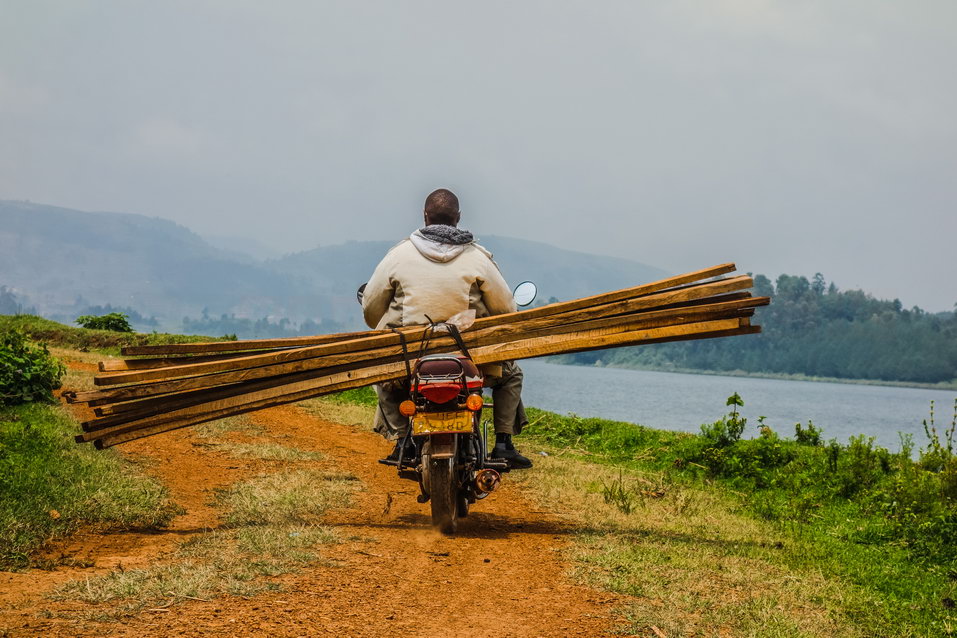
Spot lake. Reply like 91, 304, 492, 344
518, 360, 957, 452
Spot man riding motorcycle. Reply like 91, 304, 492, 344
361, 188, 532, 469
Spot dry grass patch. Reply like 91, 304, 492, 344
216, 469, 358, 527
50, 468, 357, 618
194, 415, 265, 438
51, 523, 339, 615
510, 450, 869, 637
299, 396, 376, 432
206, 441, 325, 462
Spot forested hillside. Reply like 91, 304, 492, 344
564, 274, 957, 384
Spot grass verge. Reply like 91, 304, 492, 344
517, 403, 957, 637
0, 314, 215, 355
0, 403, 180, 569
51, 468, 357, 617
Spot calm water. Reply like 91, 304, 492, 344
518, 360, 957, 452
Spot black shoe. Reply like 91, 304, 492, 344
379, 439, 415, 466
491, 444, 533, 470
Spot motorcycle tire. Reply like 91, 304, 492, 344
429, 457, 458, 534
456, 491, 469, 518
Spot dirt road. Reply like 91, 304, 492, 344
1, 399, 624, 637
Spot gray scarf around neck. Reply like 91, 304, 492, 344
418, 224, 474, 245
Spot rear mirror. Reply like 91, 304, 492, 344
513, 281, 537, 307
356, 283, 367, 305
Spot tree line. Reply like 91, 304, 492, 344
562, 273, 957, 384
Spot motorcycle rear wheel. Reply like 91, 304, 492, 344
456, 491, 469, 518
429, 457, 458, 534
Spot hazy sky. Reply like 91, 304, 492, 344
2, 1, 955, 310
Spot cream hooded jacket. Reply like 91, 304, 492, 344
361, 230, 516, 330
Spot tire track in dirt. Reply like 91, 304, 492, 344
2, 400, 625, 637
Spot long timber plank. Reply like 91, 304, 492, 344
117, 263, 736, 357
79, 317, 750, 442
93, 275, 754, 387
92, 320, 759, 448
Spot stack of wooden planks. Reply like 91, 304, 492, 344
65, 263, 769, 448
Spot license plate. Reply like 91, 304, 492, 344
412, 411, 474, 435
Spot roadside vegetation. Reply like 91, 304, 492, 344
0, 315, 215, 354
0, 325, 181, 569
518, 395, 957, 636
0, 403, 180, 569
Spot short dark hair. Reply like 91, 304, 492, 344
424, 188, 460, 226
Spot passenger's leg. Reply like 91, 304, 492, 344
374, 381, 413, 464
487, 361, 532, 469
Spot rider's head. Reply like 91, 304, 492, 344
423, 188, 461, 227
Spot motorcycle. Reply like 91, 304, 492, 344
357, 281, 537, 533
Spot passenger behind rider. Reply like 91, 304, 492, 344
361, 188, 532, 469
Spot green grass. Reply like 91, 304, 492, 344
0, 314, 215, 355
0, 403, 181, 569
51, 468, 356, 617
517, 403, 957, 636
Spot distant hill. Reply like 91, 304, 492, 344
0, 200, 302, 326
0, 200, 667, 332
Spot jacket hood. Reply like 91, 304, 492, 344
409, 228, 473, 263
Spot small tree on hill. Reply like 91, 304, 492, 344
75, 312, 134, 333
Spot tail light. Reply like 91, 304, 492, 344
417, 382, 461, 404
399, 400, 416, 417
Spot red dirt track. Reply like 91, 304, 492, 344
1, 400, 624, 637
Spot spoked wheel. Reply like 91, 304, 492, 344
429, 457, 458, 534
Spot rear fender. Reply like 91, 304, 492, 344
429, 433, 457, 459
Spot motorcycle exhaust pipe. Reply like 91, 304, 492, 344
474, 469, 501, 494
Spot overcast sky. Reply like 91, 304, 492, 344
2, 1, 955, 310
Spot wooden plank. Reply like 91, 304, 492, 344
92, 275, 754, 388
92, 320, 759, 448
88, 303, 760, 417
119, 329, 376, 356
117, 263, 736, 357
79, 317, 750, 440
98, 350, 276, 372
91, 373, 401, 448
78, 293, 765, 408
81, 290, 749, 399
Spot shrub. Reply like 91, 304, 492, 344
0, 330, 66, 407
794, 420, 823, 446
75, 312, 134, 333
699, 392, 746, 448
837, 435, 892, 498
919, 399, 956, 473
